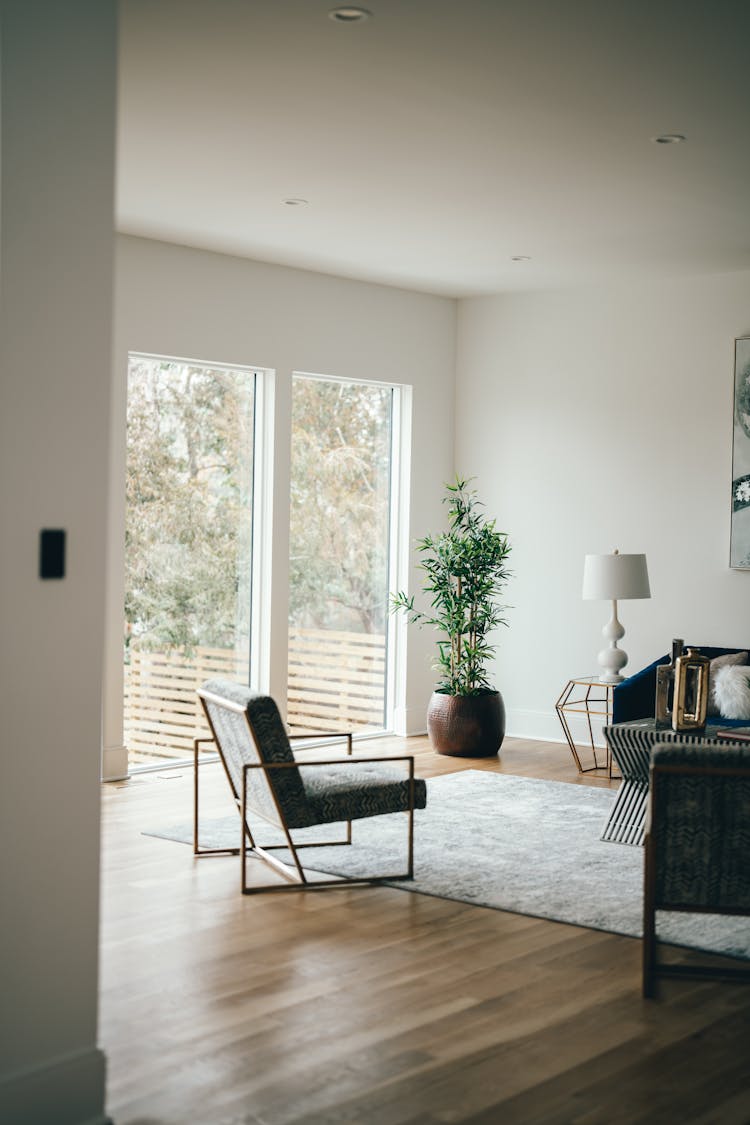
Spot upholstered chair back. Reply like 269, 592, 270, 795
199, 679, 308, 830
650, 742, 750, 911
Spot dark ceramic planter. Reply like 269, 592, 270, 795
426, 690, 506, 758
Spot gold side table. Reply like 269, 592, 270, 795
555, 676, 618, 776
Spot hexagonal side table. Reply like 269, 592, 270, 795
555, 676, 618, 776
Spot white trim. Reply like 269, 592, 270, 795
388, 385, 413, 734
289, 372, 411, 737
101, 743, 129, 782
123, 352, 269, 772
293, 368, 401, 391
505, 707, 607, 748
127, 349, 261, 377
0, 1047, 110, 1125
393, 705, 427, 738
250, 368, 275, 693
127, 727, 399, 777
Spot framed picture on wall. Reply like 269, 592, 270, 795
730, 336, 750, 568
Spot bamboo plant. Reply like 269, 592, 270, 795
391, 477, 512, 696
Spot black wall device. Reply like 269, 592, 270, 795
40, 529, 66, 579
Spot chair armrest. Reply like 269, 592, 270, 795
193, 735, 216, 758
288, 731, 352, 740
242, 756, 417, 814
243, 754, 414, 771
288, 731, 353, 756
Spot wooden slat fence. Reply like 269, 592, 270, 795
287, 627, 385, 734
124, 645, 247, 764
124, 628, 386, 764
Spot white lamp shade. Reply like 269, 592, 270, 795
582, 551, 650, 601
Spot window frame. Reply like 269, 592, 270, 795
290, 369, 412, 737
124, 350, 271, 772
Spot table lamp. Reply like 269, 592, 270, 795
582, 548, 651, 683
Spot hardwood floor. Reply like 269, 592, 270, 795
99, 734, 750, 1124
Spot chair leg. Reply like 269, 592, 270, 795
193, 736, 247, 857
238, 766, 418, 894
642, 835, 657, 998
193, 738, 199, 855
407, 803, 414, 878
240, 764, 309, 893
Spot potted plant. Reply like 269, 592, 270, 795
391, 476, 512, 757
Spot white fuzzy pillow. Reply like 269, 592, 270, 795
707, 650, 748, 715
713, 664, 750, 719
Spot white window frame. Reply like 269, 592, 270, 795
291, 370, 412, 736
124, 351, 273, 771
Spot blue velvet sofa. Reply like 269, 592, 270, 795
612, 646, 749, 726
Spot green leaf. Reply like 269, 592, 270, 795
389, 476, 512, 694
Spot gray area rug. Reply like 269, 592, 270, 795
146, 770, 749, 960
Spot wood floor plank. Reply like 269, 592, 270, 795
99, 733, 750, 1124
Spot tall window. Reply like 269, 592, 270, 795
124, 354, 256, 768
288, 374, 396, 734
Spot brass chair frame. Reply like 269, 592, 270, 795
193, 689, 417, 894
643, 757, 750, 997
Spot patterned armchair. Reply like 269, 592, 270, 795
643, 741, 750, 996
194, 679, 427, 893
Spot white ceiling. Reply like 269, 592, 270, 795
118, 0, 750, 297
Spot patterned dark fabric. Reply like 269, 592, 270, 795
651, 743, 750, 910
200, 680, 426, 831
299, 764, 427, 828
201, 679, 307, 828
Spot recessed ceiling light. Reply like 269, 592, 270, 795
651, 134, 686, 145
282, 198, 308, 207
328, 6, 372, 22
511, 255, 531, 262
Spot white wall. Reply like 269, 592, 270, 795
106, 235, 456, 774
456, 271, 750, 743
0, 3, 116, 1123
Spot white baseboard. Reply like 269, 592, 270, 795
394, 705, 606, 751
0, 1046, 110, 1125
505, 707, 607, 749
101, 743, 129, 782
392, 706, 428, 738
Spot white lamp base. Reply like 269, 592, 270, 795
597, 600, 628, 684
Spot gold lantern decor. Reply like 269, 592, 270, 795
672, 647, 710, 732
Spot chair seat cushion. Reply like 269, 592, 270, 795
293, 763, 427, 829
